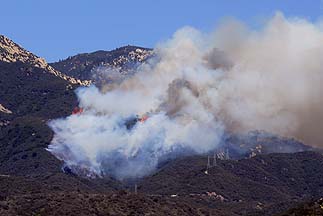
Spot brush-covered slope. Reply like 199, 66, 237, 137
50, 45, 152, 80
139, 151, 323, 215
277, 198, 323, 216
1, 152, 322, 216
0, 36, 121, 193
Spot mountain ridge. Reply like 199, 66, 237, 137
50, 45, 153, 80
0, 35, 91, 86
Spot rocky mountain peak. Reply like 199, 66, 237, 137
0, 35, 45, 67
0, 35, 90, 86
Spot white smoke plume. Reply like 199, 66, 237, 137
48, 12, 323, 179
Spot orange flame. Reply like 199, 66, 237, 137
139, 115, 149, 123
72, 107, 84, 115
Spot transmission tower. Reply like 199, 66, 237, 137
225, 149, 230, 160
207, 156, 211, 169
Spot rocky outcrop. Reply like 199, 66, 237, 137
0, 35, 91, 86
110, 47, 153, 67
0, 103, 12, 114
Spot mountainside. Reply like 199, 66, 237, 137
0, 35, 81, 178
277, 198, 323, 216
50, 45, 153, 80
140, 151, 323, 200
0, 61, 76, 121
0, 35, 90, 86
1, 35, 323, 215
0, 36, 122, 195
138, 151, 323, 215
0, 152, 322, 216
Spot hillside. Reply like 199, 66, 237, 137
0, 35, 90, 86
0, 37, 122, 195
277, 198, 323, 216
50, 46, 152, 80
1, 152, 323, 216
0, 59, 80, 177
138, 151, 323, 215
1, 35, 323, 215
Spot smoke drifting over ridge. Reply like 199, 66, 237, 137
48, 13, 323, 179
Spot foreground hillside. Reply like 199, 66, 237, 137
277, 198, 323, 216
139, 151, 323, 215
141, 151, 323, 199
1, 152, 323, 216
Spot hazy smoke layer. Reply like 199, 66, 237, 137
48, 13, 323, 179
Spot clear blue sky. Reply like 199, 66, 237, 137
1, 0, 322, 62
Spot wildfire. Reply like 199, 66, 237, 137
139, 115, 149, 123
72, 107, 84, 115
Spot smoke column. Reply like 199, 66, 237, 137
48, 12, 323, 179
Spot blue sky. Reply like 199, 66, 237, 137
1, 0, 322, 62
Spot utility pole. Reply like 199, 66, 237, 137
213, 152, 217, 166
134, 183, 137, 195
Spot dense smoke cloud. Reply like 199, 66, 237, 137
213, 13, 323, 145
48, 12, 323, 179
